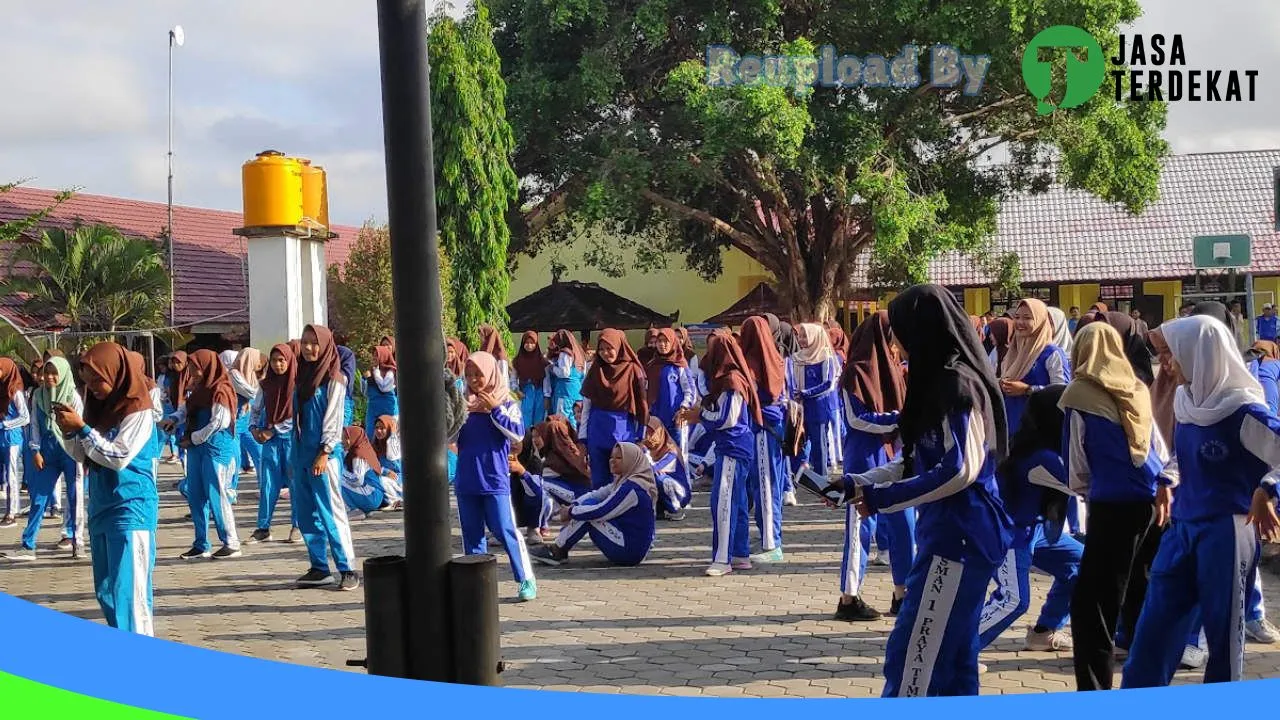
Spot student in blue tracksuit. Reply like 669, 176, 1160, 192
55, 343, 159, 634
336, 343, 359, 428
738, 316, 789, 562
456, 350, 536, 601
644, 328, 694, 441
228, 348, 264, 502
545, 330, 586, 430
1248, 341, 1280, 414
792, 323, 843, 485
530, 441, 657, 567
5, 356, 84, 560
998, 298, 1070, 435
249, 343, 297, 544
371, 415, 401, 477
977, 385, 1083, 652
1060, 321, 1173, 691
166, 349, 242, 561
447, 338, 469, 484
513, 332, 549, 431
835, 310, 909, 622
157, 356, 181, 463
578, 329, 647, 489
161, 352, 188, 468
339, 426, 401, 517
512, 416, 594, 541
289, 326, 359, 591
763, 315, 801, 506
1123, 316, 1280, 687
642, 416, 690, 520
844, 284, 1013, 698
0, 359, 29, 528
698, 332, 761, 577
365, 345, 400, 439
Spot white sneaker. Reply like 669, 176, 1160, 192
1246, 618, 1280, 644
977, 662, 988, 674
3, 548, 36, 562
782, 491, 798, 507
704, 563, 733, 577
870, 552, 889, 567
1024, 627, 1073, 651
1180, 644, 1208, 669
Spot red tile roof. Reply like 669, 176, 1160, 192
0, 186, 361, 328
850, 149, 1280, 288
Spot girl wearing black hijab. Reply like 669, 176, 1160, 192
845, 284, 1013, 697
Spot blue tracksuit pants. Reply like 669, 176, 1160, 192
185, 446, 240, 553
709, 455, 750, 564
1122, 515, 1258, 687
557, 516, 651, 566
747, 425, 785, 552
883, 551, 998, 697
91, 528, 156, 635
22, 450, 84, 550
799, 418, 842, 474
293, 454, 356, 574
256, 434, 292, 531
457, 492, 533, 583
978, 524, 1082, 648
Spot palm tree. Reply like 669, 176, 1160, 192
1, 224, 170, 334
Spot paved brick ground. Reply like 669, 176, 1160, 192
2, 464, 1279, 697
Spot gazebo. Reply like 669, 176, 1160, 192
506, 279, 678, 333
702, 282, 788, 327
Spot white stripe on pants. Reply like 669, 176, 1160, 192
900, 555, 962, 697
712, 457, 738, 565
130, 529, 155, 637
2, 444, 18, 516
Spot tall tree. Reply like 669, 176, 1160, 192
329, 221, 456, 359
1, 224, 170, 333
430, 0, 521, 348
493, 0, 1167, 320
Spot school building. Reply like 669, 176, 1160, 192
509, 149, 1280, 335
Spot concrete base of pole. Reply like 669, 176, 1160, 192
449, 554, 502, 685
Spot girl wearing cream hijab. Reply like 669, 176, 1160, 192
1059, 321, 1172, 691
999, 298, 1070, 434
792, 323, 844, 491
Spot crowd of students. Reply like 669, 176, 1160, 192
4, 285, 1280, 697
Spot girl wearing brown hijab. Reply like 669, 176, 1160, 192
248, 343, 299, 544
545, 329, 586, 429
642, 415, 691, 520
0, 358, 30, 527
48, 342, 158, 634
698, 332, 763, 577
445, 337, 469, 380
644, 328, 694, 441
513, 331, 549, 430
366, 344, 400, 439
579, 329, 648, 490
478, 324, 512, 385
825, 320, 851, 363
983, 317, 1013, 372
339, 426, 402, 517
512, 415, 595, 539
292, 324, 360, 591
835, 310, 913, 620
738, 316, 789, 560
167, 349, 242, 560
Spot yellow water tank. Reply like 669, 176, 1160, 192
297, 158, 330, 231
242, 150, 304, 228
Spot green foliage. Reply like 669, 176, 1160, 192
494, 0, 1167, 319
0, 181, 72, 247
430, 0, 520, 348
1, 224, 170, 333
328, 222, 456, 365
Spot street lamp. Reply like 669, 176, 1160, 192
167, 25, 184, 326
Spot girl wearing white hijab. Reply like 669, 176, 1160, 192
791, 323, 844, 490
1122, 315, 1280, 688
1048, 306, 1074, 356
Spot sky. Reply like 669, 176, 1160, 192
0, 1, 1277, 226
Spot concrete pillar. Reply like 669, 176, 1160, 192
247, 235, 305, 350
299, 237, 328, 328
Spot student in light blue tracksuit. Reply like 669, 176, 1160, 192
248, 343, 297, 544
1124, 316, 1280, 687
698, 333, 761, 577
339, 426, 401, 517
1060, 321, 1174, 691
167, 349, 241, 561
337, 343, 359, 428
844, 285, 1013, 698
835, 310, 910, 622
456, 351, 536, 601
792, 323, 843, 482
530, 441, 657, 567
644, 328, 695, 441
513, 332, 549, 431
977, 385, 1082, 652
998, 299, 1070, 436
518, 415, 593, 524
227, 348, 264, 502
365, 345, 400, 439
578, 329, 647, 490
738, 317, 789, 562
161, 352, 188, 468
57, 342, 159, 634
291, 325, 359, 591
545, 330, 586, 430
0, 359, 30, 527
643, 417, 690, 520
7, 357, 84, 559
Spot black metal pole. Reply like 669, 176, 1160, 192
376, 0, 454, 682
363, 556, 409, 677
449, 555, 502, 686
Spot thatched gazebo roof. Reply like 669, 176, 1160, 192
506, 279, 678, 332
703, 282, 787, 327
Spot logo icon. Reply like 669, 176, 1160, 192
1022, 25, 1106, 115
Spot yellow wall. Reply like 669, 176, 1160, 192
964, 288, 991, 316
1142, 281, 1181, 323
1057, 283, 1101, 312
1254, 277, 1280, 312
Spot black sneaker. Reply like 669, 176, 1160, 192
246, 529, 272, 544
296, 569, 334, 587
179, 547, 211, 560
889, 595, 904, 617
665, 510, 687, 522
835, 596, 882, 621
0, 516, 15, 528
338, 572, 361, 591
212, 545, 242, 559
56, 538, 73, 551
530, 544, 568, 566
